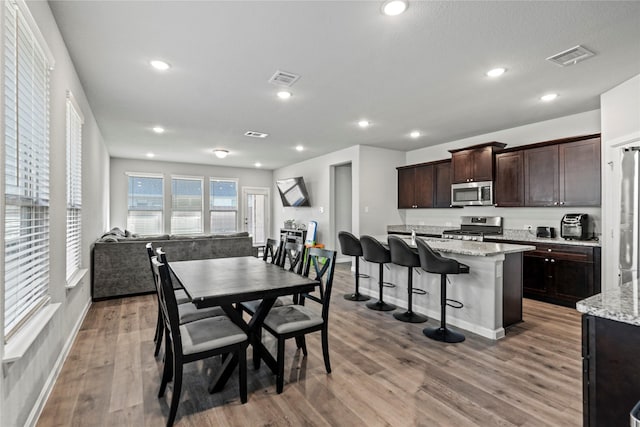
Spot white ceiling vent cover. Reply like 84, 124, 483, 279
268, 70, 300, 87
244, 131, 269, 138
546, 45, 595, 67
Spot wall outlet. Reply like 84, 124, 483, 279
523, 224, 532, 230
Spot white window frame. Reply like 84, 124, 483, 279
209, 177, 238, 233
171, 175, 204, 235
126, 172, 164, 235
3, 0, 55, 341
65, 91, 84, 286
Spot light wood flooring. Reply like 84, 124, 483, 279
38, 263, 583, 426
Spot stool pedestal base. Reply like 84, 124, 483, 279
366, 300, 396, 311
423, 326, 465, 343
343, 292, 370, 301
393, 311, 428, 323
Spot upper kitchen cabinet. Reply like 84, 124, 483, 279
433, 160, 452, 208
494, 150, 524, 207
450, 142, 506, 183
397, 163, 434, 208
524, 135, 601, 207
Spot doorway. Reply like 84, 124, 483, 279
242, 187, 270, 246
333, 163, 352, 262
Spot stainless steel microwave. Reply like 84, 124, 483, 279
451, 181, 493, 206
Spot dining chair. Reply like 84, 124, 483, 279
151, 256, 248, 427
262, 247, 337, 394
262, 238, 281, 264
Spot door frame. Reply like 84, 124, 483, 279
241, 186, 271, 245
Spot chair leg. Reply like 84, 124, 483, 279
394, 267, 428, 323
154, 318, 164, 357
366, 263, 396, 311
321, 329, 331, 374
253, 326, 262, 370
239, 346, 247, 404
299, 336, 307, 356
158, 337, 173, 398
344, 256, 370, 301
276, 338, 285, 394
166, 360, 182, 427
423, 274, 465, 343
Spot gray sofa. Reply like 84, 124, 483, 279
91, 230, 256, 300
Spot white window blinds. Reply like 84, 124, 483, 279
4, 0, 53, 339
127, 174, 163, 235
171, 177, 203, 234
66, 92, 83, 281
210, 179, 238, 233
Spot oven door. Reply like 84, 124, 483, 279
451, 181, 493, 206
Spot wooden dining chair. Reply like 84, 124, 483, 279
262, 238, 281, 264
262, 247, 337, 394
151, 256, 248, 427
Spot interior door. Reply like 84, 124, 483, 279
242, 187, 270, 246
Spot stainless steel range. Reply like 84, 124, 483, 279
442, 216, 503, 242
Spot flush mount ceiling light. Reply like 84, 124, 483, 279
540, 93, 558, 102
277, 91, 292, 100
213, 149, 229, 159
244, 131, 269, 138
295, 145, 304, 151
358, 120, 370, 128
150, 60, 171, 71
486, 67, 506, 77
254, 162, 262, 168
146, 152, 155, 158
410, 131, 421, 138
382, 0, 408, 16
152, 126, 165, 134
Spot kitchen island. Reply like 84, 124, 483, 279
359, 236, 534, 340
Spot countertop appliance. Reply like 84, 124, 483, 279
561, 213, 589, 240
620, 147, 639, 284
451, 181, 493, 206
536, 226, 556, 238
442, 216, 503, 241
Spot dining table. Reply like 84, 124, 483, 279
169, 256, 319, 392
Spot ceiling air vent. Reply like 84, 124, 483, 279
546, 45, 595, 67
268, 70, 300, 87
244, 131, 269, 138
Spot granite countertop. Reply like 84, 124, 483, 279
377, 235, 535, 257
576, 279, 640, 326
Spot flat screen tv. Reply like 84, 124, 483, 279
276, 177, 311, 207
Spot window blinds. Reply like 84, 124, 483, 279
171, 177, 203, 234
127, 175, 163, 235
4, 0, 52, 338
66, 92, 83, 281
210, 179, 238, 233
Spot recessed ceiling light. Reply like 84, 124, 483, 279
540, 93, 558, 102
254, 162, 262, 168
486, 67, 506, 77
277, 91, 292, 100
150, 60, 171, 71
213, 149, 229, 159
382, 0, 408, 16
358, 120, 370, 128
244, 131, 269, 138
410, 131, 421, 138
295, 145, 304, 152
146, 152, 155, 158
152, 126, 165, 134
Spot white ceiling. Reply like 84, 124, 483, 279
48, 1, 640, 170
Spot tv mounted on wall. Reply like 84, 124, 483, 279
276, 177, 311, 207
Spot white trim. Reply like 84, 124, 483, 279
125, 171, 163, 178
3, 303, 60, 364
66, 90, 85, 124
605, 131, 640, 148
24, 300, 91, 427
12, 0, 55, 69
171, 174, 204, 181
65, 268, 88, 290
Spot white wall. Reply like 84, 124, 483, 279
600, 74, 640, 290
0, 2, 110, 426
109, 157, 273, 234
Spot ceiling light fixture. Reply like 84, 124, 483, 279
152, 126, 165, 134
486, 67, 506, 77
410, 131, 421, 138
146, 152, 155, 158
254, 162, 262, 168
213, 149, 229, 159
277, 91, 292, 99
295, 145, 304, 151
382, 0, 408, 16
150, 60, 171, 71
358, 120, 370, 128
540, 93, 558, 102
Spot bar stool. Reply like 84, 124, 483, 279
338, 231, 371, 302
416, 238, 468, 343
388, 235, 428, 323
360, 235, 396, 312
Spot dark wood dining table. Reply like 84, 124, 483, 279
169, 256, 319, 392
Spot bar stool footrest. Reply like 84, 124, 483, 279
382, 281, 395, 288
445, 299, 463, 309
412, 288, 427, 295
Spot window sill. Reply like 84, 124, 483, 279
65, 268, 88, 290
3, 303, 61, 365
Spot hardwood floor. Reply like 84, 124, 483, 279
38, 262, 582, 426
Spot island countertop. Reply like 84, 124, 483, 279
376, 235, 535, 257
576, 279, 640, 326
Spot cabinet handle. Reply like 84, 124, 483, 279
547, 248, 552, 252
560, 201, 565, 205
554, 201, 558, 206
545, 258, 549, 262
550, 259, 555, 263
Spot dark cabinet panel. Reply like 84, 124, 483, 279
451, 150, 473, 184
397, 168, 416, 209
397, 160, 450, 209
559, 137, 601, 206
524, 145, 559, 206
414, 165, 434, 208
494, 151, 524, 207
433, 161, 452, 208
471, 147, 494, 182
450, 142, 505, 184
522, 255, 549, 296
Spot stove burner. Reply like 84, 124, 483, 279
442, 230, 486, 241
441, 216, 503, 242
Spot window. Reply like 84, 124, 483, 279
66, 92, 83, 282
3, 0, 54, 339
171, 177, 203, 234
127, 175, 163, 235
210, 179, 238, 233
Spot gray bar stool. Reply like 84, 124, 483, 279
360, 235, 396, 312
388, 235, 428, 323
416, 238, 468, 343
338, 231, 371, 301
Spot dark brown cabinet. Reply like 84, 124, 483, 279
521, 242, 601, 307
450, 142, 506, 184
433, 160, 452, 208
397, 160, 451, 209
524, 136, 601, 207
494, 150, 524, 207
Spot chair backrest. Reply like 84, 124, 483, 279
263, 238, 280, 264
281, 241, 305, 274
388, 235, 420, 268
300, 247, 337, 321
145, 242, 157, 284
415, 238, 460, 275
360, 235, 391, 264
151, 255, 183, 352
338, 231, 363, 257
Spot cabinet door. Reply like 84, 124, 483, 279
433, 161, 452, 208
559, 137, 601, 206
451, 151, 472, 183
397, 168, 415, 208
494, 151, 524, 207
523, 254, 551, 296
553, 259, 594, 302
524, 145, 559, 206
414, 164, 434, 208
472, 147, 494, 182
